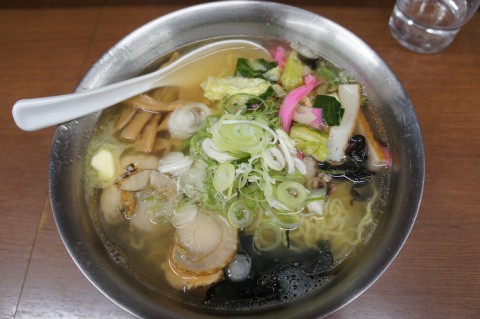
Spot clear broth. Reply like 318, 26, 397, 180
84, 37, 391, 311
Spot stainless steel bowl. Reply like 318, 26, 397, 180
49, 1, 424, 318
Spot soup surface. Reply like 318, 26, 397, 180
84, 38, 391, 310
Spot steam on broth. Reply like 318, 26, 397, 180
84, 39, 391, 309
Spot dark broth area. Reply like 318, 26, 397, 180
84, 37, 391, 312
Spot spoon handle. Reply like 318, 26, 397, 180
12, 72, 158, 131
12, 40, 269, 131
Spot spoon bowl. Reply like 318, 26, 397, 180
12, 39, 268, 131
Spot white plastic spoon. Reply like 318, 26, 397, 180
12, 40, 269, 131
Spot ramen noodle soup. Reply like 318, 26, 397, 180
84, 39, 391, 310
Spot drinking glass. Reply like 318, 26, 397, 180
389, 0, 480, 54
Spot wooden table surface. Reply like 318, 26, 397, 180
1, 1, 479, 318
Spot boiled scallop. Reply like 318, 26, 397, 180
117, 170, 151, 191
100, 185, 123, 225
175, 212, 222, 255
161, 260, 223, 291
168, 211, 237, 277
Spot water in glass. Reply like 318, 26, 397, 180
389, 0, 469, 54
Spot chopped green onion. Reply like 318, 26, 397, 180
262, 146, 286, 171
264, 182, 293, 212
163, 56, 343, 244
239, 183, 266, 210
305, 195, 327, 202
271, 173, 306, 184
211, 115, 277, 157
223, 93, 253, 114
213, 162, 235, 193
228, 200, 254, 229
201, 138, 237, 163
266, 209, 304, 230
253, 221, 283, 252
276, 181, 309, 210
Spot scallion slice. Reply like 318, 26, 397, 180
253, 221, 283, 252
227, 200, 254, 229
266, 209, 304, 230
262, 146, 286, 171
276, 181, 309, 210
213, 162, 235, 193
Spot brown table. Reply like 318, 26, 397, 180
1, 1, 479, 318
